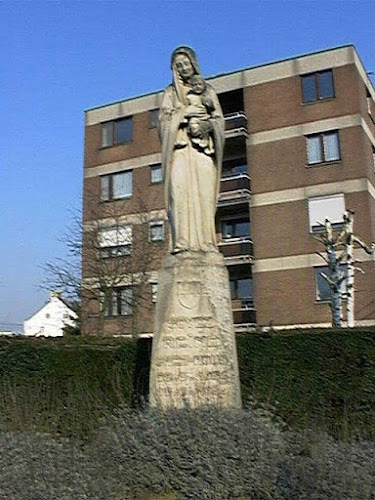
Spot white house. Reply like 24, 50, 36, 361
23, 291, 78, 337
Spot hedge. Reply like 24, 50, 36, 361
237, 328, 375, 438
0, 328, 374, 438
0, 337, 149, 437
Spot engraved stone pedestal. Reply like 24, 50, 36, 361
149, 251, 242, 408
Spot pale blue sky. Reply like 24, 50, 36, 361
1, 0, 374, 329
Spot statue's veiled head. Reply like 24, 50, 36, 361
171, 46, 201, 83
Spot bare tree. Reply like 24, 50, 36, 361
41, 207, 82, 305
315, 211, 374, 328
41, 188, 167, 337
315, 219, 346, 327
340, 211, 374, 327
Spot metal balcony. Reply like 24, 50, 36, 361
220, 172, 250, 192
218, 237, 253, 264
224, 111, 248, 138
218, 173, 251, 208
232, 306, 257, 326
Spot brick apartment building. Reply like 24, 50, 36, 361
82, 45, 375, 336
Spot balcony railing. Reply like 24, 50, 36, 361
220, 172, 250, 193
218, 173, 251, 207
224, 111, 248, 138
232, 307, 257, 325
219, 237, 253, 261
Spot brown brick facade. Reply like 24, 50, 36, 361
82, 45, 375, 335
254, 261, 375, 327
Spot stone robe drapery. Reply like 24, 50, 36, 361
159, 83, 225, 252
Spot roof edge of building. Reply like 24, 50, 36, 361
206, 43, 356, 81
85, 44, 356, 114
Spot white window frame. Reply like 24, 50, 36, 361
306, 130, 340, 165
229, 277, 253, 303
221, 216, 251, 240
150, 282, 158, 303
98, 225, 133, 258
149, 221, 165, 242
100, 170, 133, 201
101, 117, 133, 147
104, 287, 133, 317
301, 69, 335, 104
149, 109, 159, 128
150, 163, 163, 184
315, 265, 347, 302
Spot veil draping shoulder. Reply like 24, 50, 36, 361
158, 47, 225, 212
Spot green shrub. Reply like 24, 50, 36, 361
0, 337, 141, 438
0, 406, 374, 499
0, 328, 374, 438
237, 328, 375, 438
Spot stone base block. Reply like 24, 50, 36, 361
149, 250, 242, 408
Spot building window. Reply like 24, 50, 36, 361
101, 171, 133, 201
151, 283, 158, 303
306, 131, 340, 165
149, 109, 159, 128
104, 287, 133, 316
101, 117, 133, 147
149, 221, 165, 242
308, 194, 345, 233
98, 225, 132, 258
150, 163, 163, 184
222, 217, 250, 239
301, 70, 334, 103
222, 158, 248, 177
315, 265, 347, 301
230, 278, 253, 301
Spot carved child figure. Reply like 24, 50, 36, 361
184, 75, 215, 154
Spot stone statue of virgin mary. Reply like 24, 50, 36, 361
158, 46, 225, 254
150, 48, 241, 409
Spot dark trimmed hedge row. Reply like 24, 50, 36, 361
237, 328, 375, 437
0, 328, 374, 437
0, 337, 150, 437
